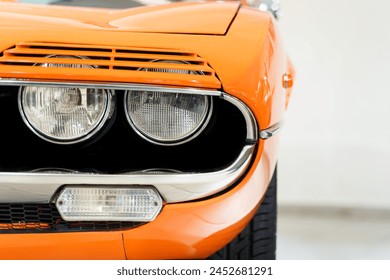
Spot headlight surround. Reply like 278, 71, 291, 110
19, 86, 113, 144
124, 90, 212, 145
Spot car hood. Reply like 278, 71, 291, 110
0, 2, 240, 35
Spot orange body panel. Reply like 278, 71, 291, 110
0, 2, 239, 34
0, 232, 126, 260
0, 1, 293, 259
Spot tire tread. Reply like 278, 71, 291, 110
208, 166, 277, 260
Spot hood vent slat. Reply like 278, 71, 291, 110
0, 42, 220, 89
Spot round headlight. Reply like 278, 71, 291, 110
18, 55, 113, 144
19, 86, 113, 144
125, 59, 212, 145
124, 91, 212, 145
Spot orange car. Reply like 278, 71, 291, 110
0, 0, 294, 259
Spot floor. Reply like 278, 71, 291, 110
277, 206, 390, 259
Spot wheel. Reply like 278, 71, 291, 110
208, 166, 277, 260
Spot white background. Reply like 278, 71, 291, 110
1, 260, 390, 279
278, 0, 390, 210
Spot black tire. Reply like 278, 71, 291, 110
208, 166, 277, 260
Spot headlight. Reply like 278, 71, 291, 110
18, 56, 114, 144
123, 59, 213, 145
19, 87, 113, 144
124, 90, 212, 145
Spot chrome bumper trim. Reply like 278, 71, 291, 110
0, 78, 222, 96
260, 121, 283, 140
0, 145, 254, 203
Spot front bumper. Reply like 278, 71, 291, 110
0, 137, 278, 260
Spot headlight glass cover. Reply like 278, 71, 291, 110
18, 55, 113, 144
125, 91, 212, 145
19, 86, 111, 144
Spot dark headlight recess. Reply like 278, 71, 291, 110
124, 91, 213, 146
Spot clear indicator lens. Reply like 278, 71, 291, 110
56, 187, 163, 222
126, 91, 210, 144
20, 86, 109, 142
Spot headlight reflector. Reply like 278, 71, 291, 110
124, 91, 212, 145
19, 86, 112, 144
56, 186, 163, 222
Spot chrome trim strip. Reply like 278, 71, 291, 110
0, 144, 254, 203
0, 79, 222, 96
260, 121, 283, 140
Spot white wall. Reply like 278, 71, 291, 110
278, 0, 390, 209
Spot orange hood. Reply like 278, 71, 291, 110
0, 2, 240, 35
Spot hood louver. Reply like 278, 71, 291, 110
0, 42, 220, 89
